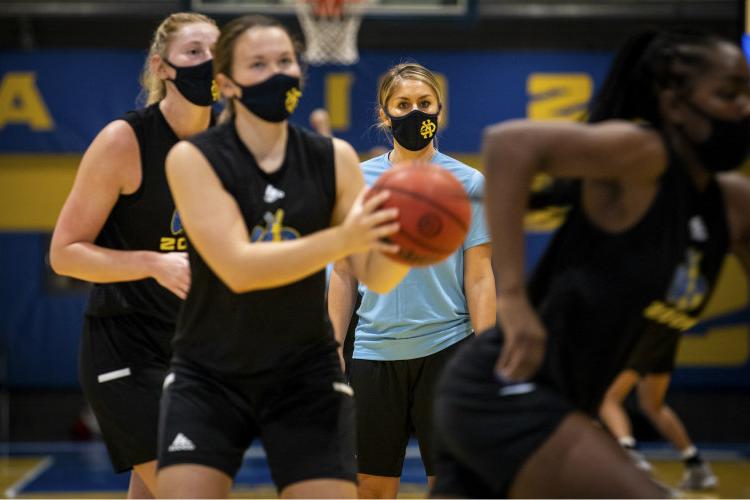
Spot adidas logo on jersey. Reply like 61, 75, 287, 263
689, 216, 708, 242
168, 433, 195, 452
264, 184, 285, 204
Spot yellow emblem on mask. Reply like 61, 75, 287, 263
210, 80, 219, 102
420, 119, 436, 139
285, 87, 302, 113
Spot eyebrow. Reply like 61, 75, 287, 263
394, 94, 435, 100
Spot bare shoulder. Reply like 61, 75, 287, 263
165, 140, 212, 181
332, 137, 359, 163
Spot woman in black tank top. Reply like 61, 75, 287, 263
431, 30, 750, 498
158, 15, 409, 499
49, 13, 218, 498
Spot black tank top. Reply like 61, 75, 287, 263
174, 121, 337, 376
529, 157, 729, 415
86, 104, 188, 324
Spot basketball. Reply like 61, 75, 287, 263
366, 160, 471, 266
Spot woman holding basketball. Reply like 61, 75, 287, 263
49, 12, 218, 498
430, 29, 750, 498
157, 15, 409, 498
328, 62, 495, 499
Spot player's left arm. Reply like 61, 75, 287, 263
331, 138, 409, 294
464, 243, 495, 333
718, 171, 750, 252
463, 173, 496, 334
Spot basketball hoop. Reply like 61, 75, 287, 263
291, 0, 371, 65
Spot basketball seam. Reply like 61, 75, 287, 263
371, 185, 469, 231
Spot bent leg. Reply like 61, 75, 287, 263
510, 412, 669, 499
599, 369, 640, 440
637, 373, 692, 451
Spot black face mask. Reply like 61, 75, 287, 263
232, 73, 302, 123
387, 108, 440, 151
165, 59, 217, 107
681, 100, 750, 172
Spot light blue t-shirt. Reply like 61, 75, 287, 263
354, 151, 491, 361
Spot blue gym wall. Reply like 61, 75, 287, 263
1, 49, 749, 388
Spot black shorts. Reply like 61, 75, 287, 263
431, 327, 573, 498
625, 327, 680, 375
79, 313, 174, 472
157, 341, 356, 491
349, 336, 470, 477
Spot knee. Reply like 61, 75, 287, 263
638, 398, 663, 419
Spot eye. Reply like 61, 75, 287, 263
397, 101, 410, 109
251, 61, 265, 69
419, 100, 432, 109
279, 57, 293, 66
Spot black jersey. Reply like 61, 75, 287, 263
174, 121, 337, 376
528, 157, 729, 415
86, 103, 188, 324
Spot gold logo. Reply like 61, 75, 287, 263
210, 80, 219, 102
285, 87, 302, 114
420, 119, 436, 139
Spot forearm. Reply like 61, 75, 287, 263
220, 226, 353, 293
50, 241, 159, 283
467, 274, 497, 333
349, 250, 409, 295
483, 126, 539, 297
328, 263, 358, 346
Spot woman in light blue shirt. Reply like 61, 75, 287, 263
328, 62, 496, 499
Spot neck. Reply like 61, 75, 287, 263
664, 126, 711, 191
389, 143, 436, 165
234, 105, 287, 162
159, 94, 212, 139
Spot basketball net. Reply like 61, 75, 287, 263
292, 0, 371, 65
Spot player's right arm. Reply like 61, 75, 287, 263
482, 119, 666, 381
328, 259, 358, 370
165, 140, 399, 294
49, 120, 190, 299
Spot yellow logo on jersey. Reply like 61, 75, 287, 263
160, 209, 187, 251
643, 248, 707, 330
251, 209, 301, 242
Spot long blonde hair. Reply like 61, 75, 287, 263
139, 12, 217, 106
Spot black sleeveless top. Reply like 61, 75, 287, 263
86, 103, 188, 324
173, 121, 337, 376
529, 158, 729, 415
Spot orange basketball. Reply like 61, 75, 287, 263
366, 160, 471, 267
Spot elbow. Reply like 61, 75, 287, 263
223, 274, 254, 294
361, 276, 397, 295
48, 245, 70, 277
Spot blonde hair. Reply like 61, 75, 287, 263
139, 12, 217, 106
376, 62, 443, 133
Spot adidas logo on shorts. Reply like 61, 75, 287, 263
168, 433, 196, 452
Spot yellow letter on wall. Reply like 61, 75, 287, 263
527, 73, 592, 121
0, 72, 54, 131
326, 72, 353, 131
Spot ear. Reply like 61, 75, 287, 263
659, 88, 686, 126
216, 73, 240, 99
152, 54, 172, 81
378, 107, 391, 128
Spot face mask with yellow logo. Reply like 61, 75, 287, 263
231, 73, 302, 123
165, 59, 217, 107
387, 107, 440, 151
